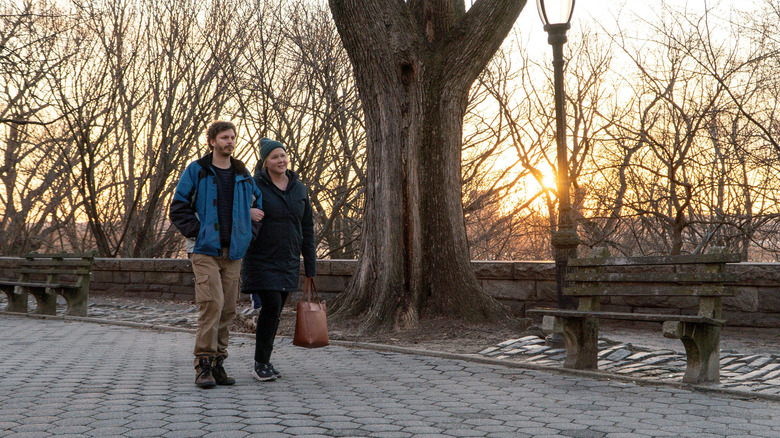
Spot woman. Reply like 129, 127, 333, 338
241, 138, 316, 382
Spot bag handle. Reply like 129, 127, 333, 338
303, 277, 320, 302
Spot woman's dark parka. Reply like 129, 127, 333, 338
240, 166, 316, 292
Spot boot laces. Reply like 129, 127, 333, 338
198, 358, 213, 378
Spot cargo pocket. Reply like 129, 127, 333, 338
194, 274, 213, 304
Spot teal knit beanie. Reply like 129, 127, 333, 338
259, 138, 285, 162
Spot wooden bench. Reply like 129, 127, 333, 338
527, 250, 740, 384
0, 252, 95, 317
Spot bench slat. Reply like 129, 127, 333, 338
0, 281, 70, 289
526, 308, 726, 326
21, 260, 94, 268
564, 284, 735, 297
566, 272, 732, 284
24, 253, 95, 259
19, 268, 91, 276
569, 253, 740, 267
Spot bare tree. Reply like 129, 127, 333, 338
269, 2, 367, 259
126, 0, 254, 257
464, 28, 613, 260
582, 1, 780, 258
40, 0, 253, 257
0, 0, 75, 255
228, 0, 367, 259
327, 0, 527, 333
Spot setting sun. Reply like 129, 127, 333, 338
541, 173, 556, 190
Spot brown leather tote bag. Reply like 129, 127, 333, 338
292, 278, 329, 348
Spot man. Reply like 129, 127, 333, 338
170, 121, 263, 388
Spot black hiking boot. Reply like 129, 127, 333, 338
195, 356, 217, 389
212, 356, 236, 386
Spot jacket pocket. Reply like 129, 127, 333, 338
294, 198, 306, 217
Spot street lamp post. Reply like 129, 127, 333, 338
537, 0, 578, 314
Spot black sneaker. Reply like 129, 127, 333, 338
253, 362, 277, 382
268, 363, 282, 378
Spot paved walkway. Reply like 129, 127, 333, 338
1, 314, 779, 437
10, 296, 780, 399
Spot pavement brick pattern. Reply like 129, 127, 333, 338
1, 316, 779, 437
480, 336, 780, 397
2, 295, 780, 399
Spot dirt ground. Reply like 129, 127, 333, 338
87, 295, 778, 357
233, 304, 780, 357
232, 306, 531, 355
82, 295, 526, 354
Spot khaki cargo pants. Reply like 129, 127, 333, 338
191, 250, 241, 361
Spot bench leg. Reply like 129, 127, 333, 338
29, 287, 57, 315
1, 285, 28, 313
547, 315, 599, 370
60, 287, 88, 317
663, 321, 720, 384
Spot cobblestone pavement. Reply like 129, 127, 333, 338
479, 335, 780, 398
2, 295, 779, 401
1, 315, 779, 438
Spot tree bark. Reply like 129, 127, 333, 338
328, 0, 526, 333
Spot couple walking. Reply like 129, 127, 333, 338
169, 121, 316, 388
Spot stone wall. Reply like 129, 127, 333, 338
1, 257, 778, 327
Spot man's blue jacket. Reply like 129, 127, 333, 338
169, 153, 262, 260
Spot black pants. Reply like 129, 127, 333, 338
253, 291, 289, 364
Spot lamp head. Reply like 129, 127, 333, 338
536, 0, 575, 27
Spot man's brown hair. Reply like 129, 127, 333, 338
206, 121, 237, 149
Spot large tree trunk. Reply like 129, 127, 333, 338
328, 0, 527, 333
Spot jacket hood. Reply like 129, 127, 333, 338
196, 152, 250, 177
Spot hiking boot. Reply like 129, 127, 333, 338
212, 356, 236, 386
268, 363, 282, 378
253, 362, 277, 382
195, 356, 216, 389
